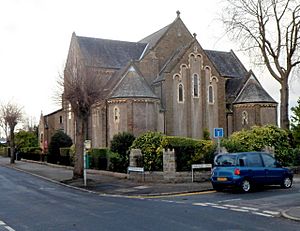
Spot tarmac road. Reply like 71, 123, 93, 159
0, 165, 300, 231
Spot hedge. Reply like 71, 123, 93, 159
131, 132, 216, 172
162, 136, 216, 171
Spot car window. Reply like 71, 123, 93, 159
246, 153, 263, 167
215, 155, 236, 166
261, 153, 276, 168
237, 154, 247, 167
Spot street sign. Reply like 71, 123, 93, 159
214, 128, 224, 138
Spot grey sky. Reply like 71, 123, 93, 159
0, 0, 299, 128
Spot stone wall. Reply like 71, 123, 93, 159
128, 148, 211, 183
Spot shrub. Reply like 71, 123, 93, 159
20, 147, 42, 161
59, 148, 72, 166
131, 131, 163, 171
89, 148, 109, 170
162, 136, 216, 171
222, 125, 293, 166
48, 131, 73, 164
110, 132, 135, 172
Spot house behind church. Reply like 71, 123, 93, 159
39, 12, 277, 150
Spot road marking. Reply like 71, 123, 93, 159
205, 203, 218, 206
137, 190, 216, 199
252, 212, 274, 217
0, 220, 15, 231
193, 203, 209, 206
218, 198, 241, 203
212, 205, 228, 209
223, 204, 239, 208
240, 207, 259, 211
263, 210, 280, 215
230, 208, 249, 212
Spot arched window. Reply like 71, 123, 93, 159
114, 106, 120, 123
208, 85, 214, 104
242, 111, 248, 125
193, 74, 199, 98
178, 83, 184, 103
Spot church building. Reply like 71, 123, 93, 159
41, 11, 277, 149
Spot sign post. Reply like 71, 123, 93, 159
83, 140, 91, 187
214, 128, 224, 154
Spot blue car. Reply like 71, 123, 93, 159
211, 152, 293, 192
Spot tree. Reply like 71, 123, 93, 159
291, 97, 300, 146
62, 57, 103, 179
222, 0, 300, 129
0, 102, 23, 164
48, 130, 73, 164
110, 132, 135, 172
15, 130, 38, 151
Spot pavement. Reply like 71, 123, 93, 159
0, 156, 299, 221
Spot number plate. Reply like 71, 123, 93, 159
217, 177, 227, 181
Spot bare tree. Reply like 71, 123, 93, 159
0, 102, 23, 164
222, 0, 300, 129
62, 58, 103, 179
0, 117, 8, 139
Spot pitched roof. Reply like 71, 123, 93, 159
233, 73, 277, 104
76, 36, 147, 69
205, 50, 249, 101
204, 50, 248, 78
139, 24, 171, 50
109, 64, 159, 99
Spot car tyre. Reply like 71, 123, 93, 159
241, 179, 251, 192
281, 177, 292, 189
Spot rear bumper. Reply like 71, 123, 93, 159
211, 177, 243, 188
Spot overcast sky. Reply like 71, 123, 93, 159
1, 0, 299, 129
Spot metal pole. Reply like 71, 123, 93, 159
83, 148, 87, 187
218, 137, 221, 154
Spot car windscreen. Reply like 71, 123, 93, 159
214, 154, 237, 166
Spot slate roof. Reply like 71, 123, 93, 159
109, 65, 159, 99
77, 36, 147, 69
204, 50, 247, 78
139, 24, 171, 50
205, 50, 249, 102
234, 73, 277, 104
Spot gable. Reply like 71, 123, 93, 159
140, 16, 194, 71
109, 65, 158, 99
233, 73, 277, 104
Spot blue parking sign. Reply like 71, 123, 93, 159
214, 128, 224, 138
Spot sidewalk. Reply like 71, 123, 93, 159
1, 156, 299, 221
0, 157, 212, 197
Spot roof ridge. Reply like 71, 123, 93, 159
77, 35, 146, 45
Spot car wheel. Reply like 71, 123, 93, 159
281, 177, 292, 189
241, 179, 251, 192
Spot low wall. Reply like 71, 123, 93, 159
128, 148, 211, 183
128, 171, 211, 183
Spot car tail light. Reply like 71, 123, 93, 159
234, 168, 240, 175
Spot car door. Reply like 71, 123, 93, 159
261, 153, 283, 184
245, 153, 265, 184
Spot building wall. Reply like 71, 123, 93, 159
233, 103, 277, 131
39, 110, 64, 154
107, 98, 161, 145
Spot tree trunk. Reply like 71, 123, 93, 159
73, 115, 85, 179
10, 129, 15, 164
280, 80, 290, 130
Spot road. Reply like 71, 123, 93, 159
0, 166, 299, 231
